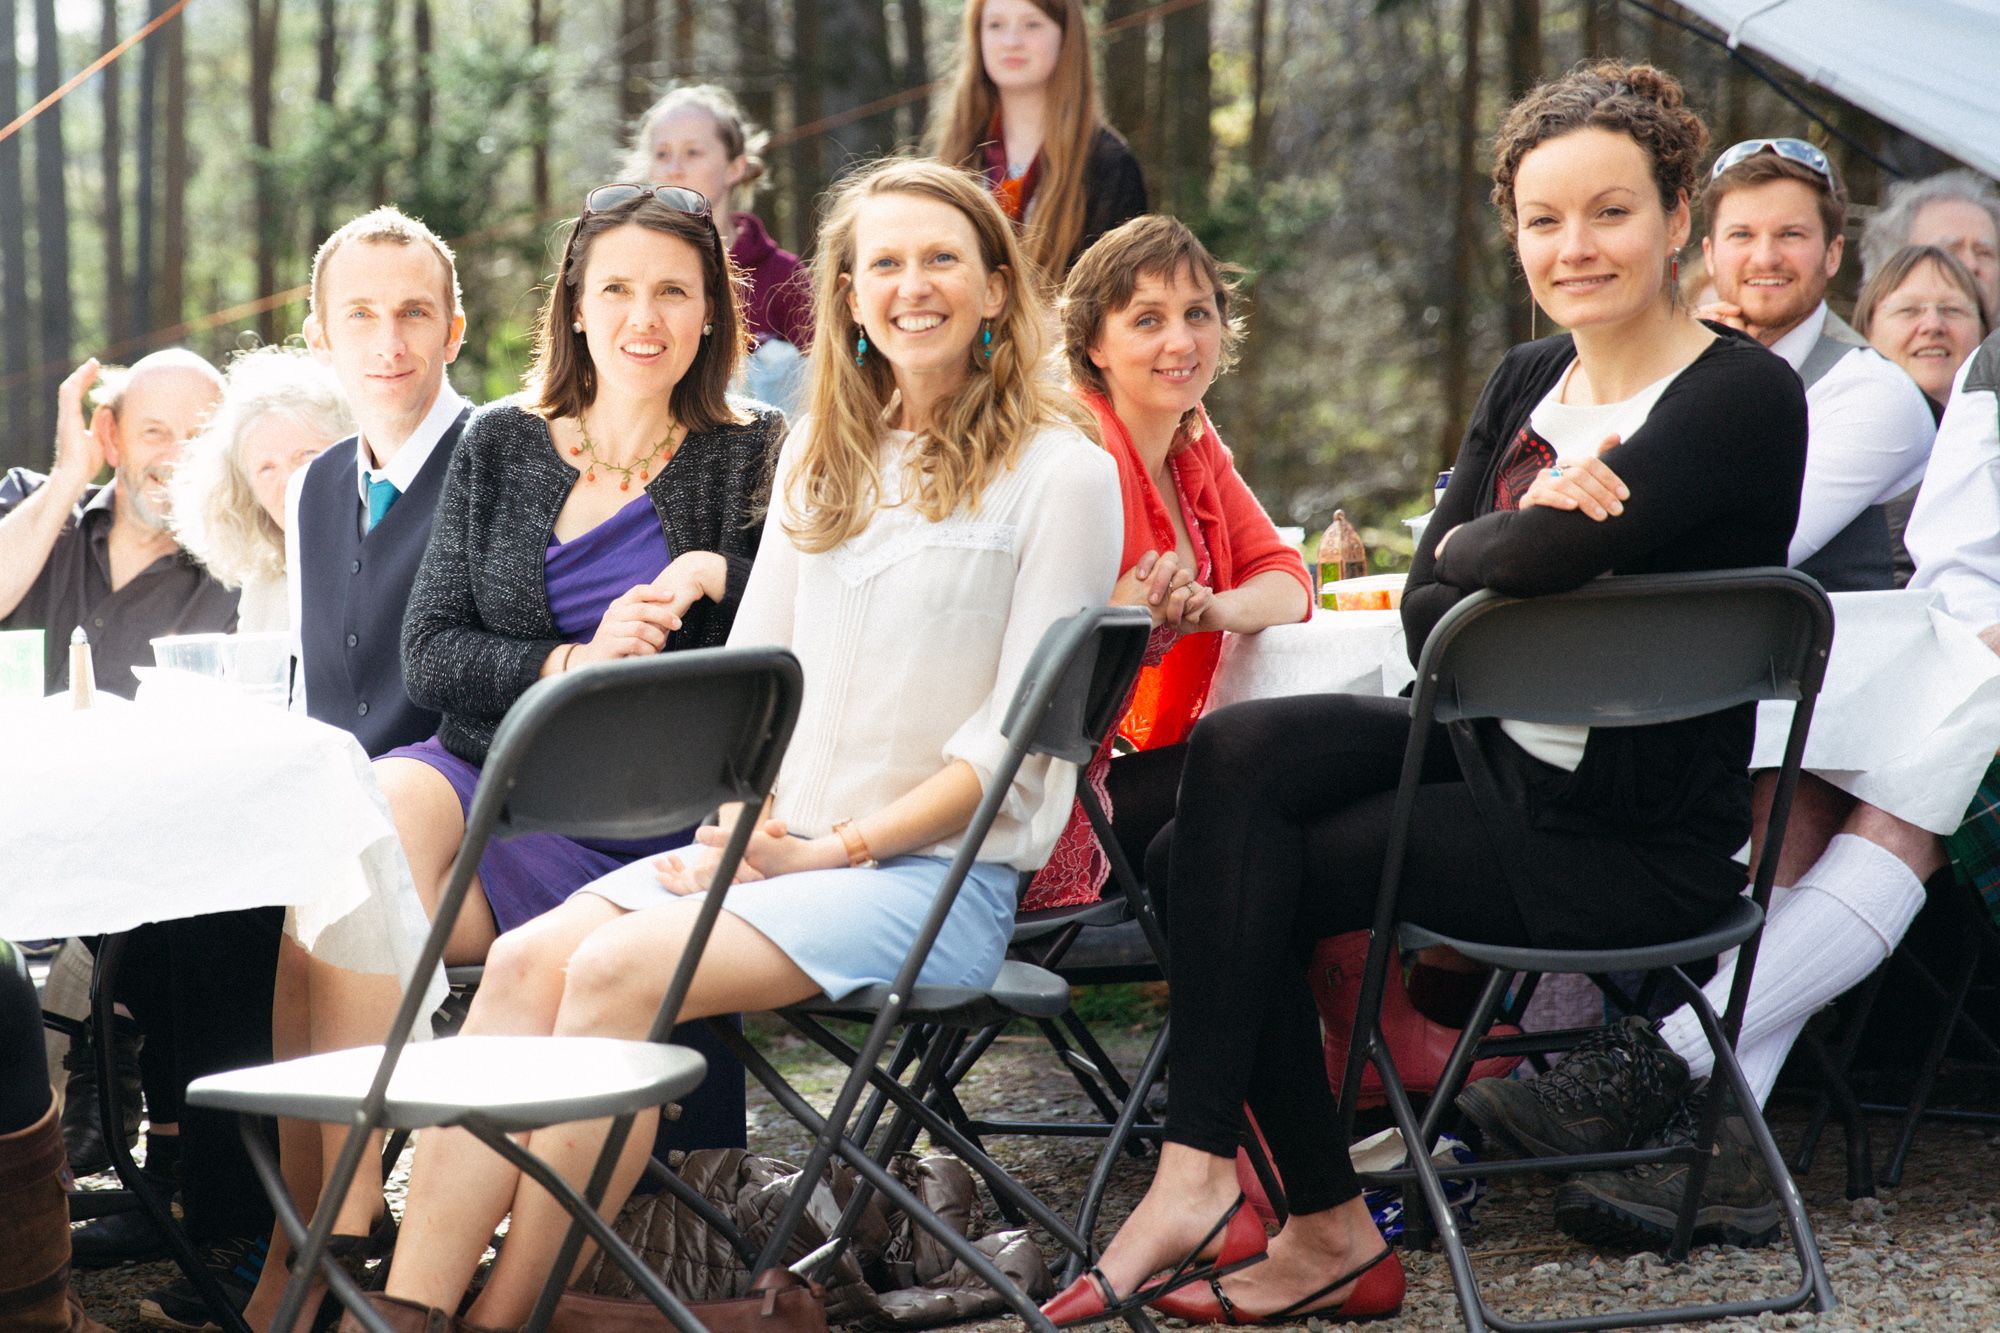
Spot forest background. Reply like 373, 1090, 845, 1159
0, 0, 1973, 557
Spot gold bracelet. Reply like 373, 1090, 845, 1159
832, 819, 878, 869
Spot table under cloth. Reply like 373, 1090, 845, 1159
0, 681, 446, 1022
1205, 588, 2000, 839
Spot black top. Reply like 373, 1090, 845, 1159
402, 399, 783, 764
1075, 127, 1149, 270
0, 469, 239, 696
295, 411, 465, 756
1402, 327, 1808, 940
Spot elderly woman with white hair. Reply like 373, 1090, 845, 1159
168, 346, 352, 631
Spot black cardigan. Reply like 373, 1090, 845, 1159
1401, 327, 1808, 942
402, 398, 783, 764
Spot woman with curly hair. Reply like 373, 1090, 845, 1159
166, 346, 351, 631
927, 0, 1146, 283
1045, 61, 1810, 1325
362, 158, 1120, 1330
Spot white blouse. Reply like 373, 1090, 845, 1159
728, 418, 1122, 869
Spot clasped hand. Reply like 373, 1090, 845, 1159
1520, 436, 1630, 522
653, 817, 840, 895
1112, 549, 1212, 630
572, 551, 724, 667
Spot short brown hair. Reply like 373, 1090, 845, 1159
1491, 62, 1708, 236
1853, 243, 1992, 340
1702, 151, 1846, 246
1061, 215, 1245, 404
308, 207, 462, 325
525, 192, 747, 432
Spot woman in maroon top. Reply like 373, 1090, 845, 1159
626, 84, 814, 413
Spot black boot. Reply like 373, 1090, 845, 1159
59, 1018, 143, 1177
68, 1134, 178, 1268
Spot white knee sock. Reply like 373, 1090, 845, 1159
1658, 834, 1926, 1106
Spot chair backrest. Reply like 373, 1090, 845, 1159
1413, 569, 1832, 729
1000, 606, 1154, 767
469, 645, 803, 846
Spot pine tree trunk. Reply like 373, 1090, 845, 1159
369, 0, 397, 203
158, 0, 186, 333
1502, 0, 1538, 348
101, 0, 128, 346
412, 0, 432, 179
1159, 1, 1212, 217
249, 0, 282, 346
33, 0, 70, 414
1247, 0, 1270, 179
1100, 0, 1149, 159
132, 0, 161, 345
1437, 0, 1484, 476
0, 0, 34, 464
898, 0, 928, 147
672, 0, 694, 78
816, 0, 896, 166
788, 0, 824, 238
621, 0, 658, 123
314, 0, 337, 245
530, 0, 553, 221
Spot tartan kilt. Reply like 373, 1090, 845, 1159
1948, 754, 2000, 919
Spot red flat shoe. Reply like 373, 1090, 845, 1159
1148, 1244, 1405, 1326
1040, 1193, 1268, 1328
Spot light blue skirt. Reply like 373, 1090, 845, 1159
574, 852, 1021, 1002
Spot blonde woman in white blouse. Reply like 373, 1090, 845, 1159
369, 159, 1120, 1329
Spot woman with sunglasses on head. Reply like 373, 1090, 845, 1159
626, 84, 814, 417
245, 184, 781, 1333
929, 0, 1146, 284
1046, 63, 1810, 1326
359, 158, 1119, 1332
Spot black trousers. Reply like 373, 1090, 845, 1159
106, 908, 282, 1244
1159, 694, 1530, 1214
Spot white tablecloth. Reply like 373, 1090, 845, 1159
0, 682, 446, 1019
1207, 590, 2000, 837
1204, 611, 1417, 714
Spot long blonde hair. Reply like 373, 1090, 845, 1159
786, 159, 1088, 554
927, 0, 1102, 283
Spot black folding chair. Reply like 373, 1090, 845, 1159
186, 646, 802, 1333
1339, 569, 1839, 1332
679, 606, 1156, 1333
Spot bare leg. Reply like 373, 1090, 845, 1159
448, 905, 817, 1327
382, 895, 626, 1319
242, 938, 319, 1332
1750, 770, 1854, 889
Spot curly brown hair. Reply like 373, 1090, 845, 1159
1490, 61, 1708, 237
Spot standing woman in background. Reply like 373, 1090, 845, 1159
928, 0, 1147, 283
627, 84, 815, 416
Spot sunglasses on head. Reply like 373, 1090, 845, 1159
1709, 138, 1835, 192
562, 183, 721, 274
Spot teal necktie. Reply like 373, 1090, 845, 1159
366, 477, 400, 532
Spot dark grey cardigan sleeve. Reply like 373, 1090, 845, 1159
400, 416, 560, 719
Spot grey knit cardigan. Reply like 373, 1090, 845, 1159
401, 397, 784, 764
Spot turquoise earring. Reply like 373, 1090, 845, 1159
981, 323, 994, 361
854, 332, 869, 366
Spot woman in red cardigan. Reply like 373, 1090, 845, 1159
1028, 216, 1312, 910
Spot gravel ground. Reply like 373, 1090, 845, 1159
67, 1024, 2000, 1332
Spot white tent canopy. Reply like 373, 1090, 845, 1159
1672, 0, 2000, 181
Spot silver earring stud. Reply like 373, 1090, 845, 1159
702, 323, 713, 336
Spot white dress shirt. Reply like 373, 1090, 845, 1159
728, 418, 1122, 870
284, 384, 470, 712
1771, 302, 1938, 567
1908, 336, 2000, 631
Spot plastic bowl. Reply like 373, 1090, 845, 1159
150, 632, 291, 705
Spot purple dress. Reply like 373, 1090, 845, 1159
384, 494, 692, 932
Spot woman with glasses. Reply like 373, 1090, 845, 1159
1047, 62, 1811, 1326
928, 0, 1146, 283
244, 185, 782, 1332
362, 157, 1119, 1332
1856, 243, 1992, 417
